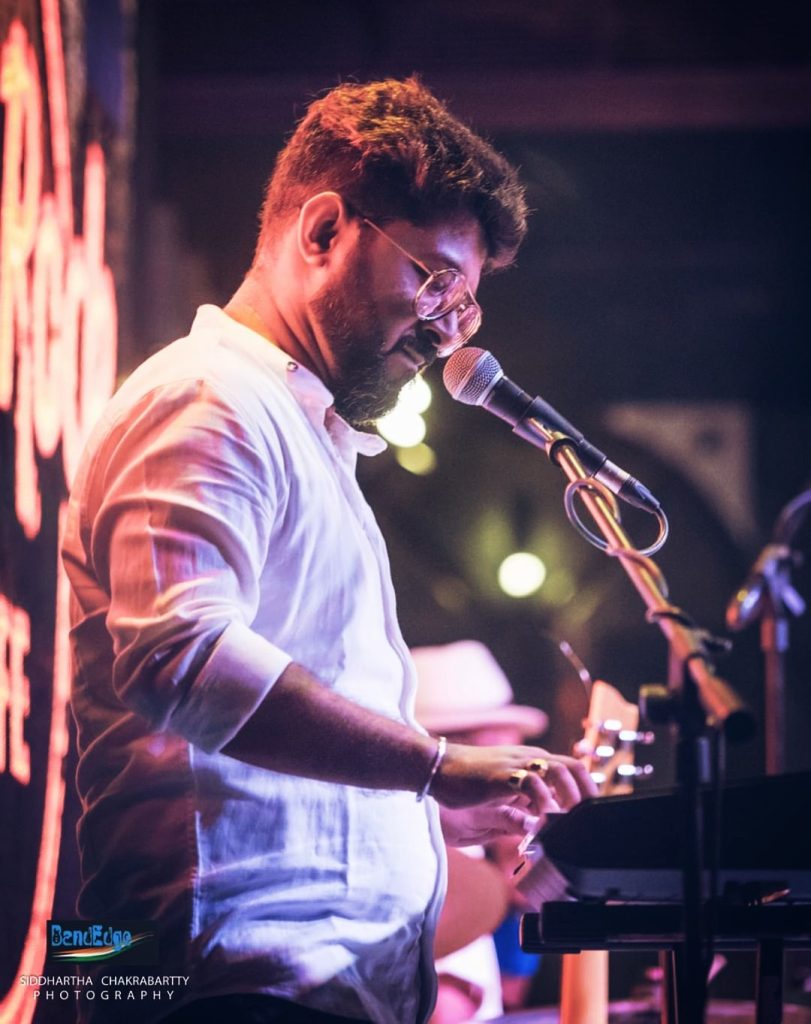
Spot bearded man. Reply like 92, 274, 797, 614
63, 78, 594, 1024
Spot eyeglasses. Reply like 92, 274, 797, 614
361, 217, 482, 357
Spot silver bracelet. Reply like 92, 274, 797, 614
416, 735, 447, 802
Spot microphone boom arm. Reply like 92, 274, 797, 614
483, 370, 663, 517
548, 429, 752, 738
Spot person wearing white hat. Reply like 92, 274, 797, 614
411, 641, 550, 1022
412, 640, 548, 742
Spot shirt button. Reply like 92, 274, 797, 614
287, 360, 298, 372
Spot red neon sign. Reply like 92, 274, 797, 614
1, 0, 119, 1019
1, 9, 117, 538
0, 594, 31, 786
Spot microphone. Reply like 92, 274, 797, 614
726, 487, 811, 631
725, 543, 806, 631
724, 545, 774, 631
443, 347, 661, 514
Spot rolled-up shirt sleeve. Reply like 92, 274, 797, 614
87, 378, 291, 752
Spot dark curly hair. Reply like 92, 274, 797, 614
259, 77, 528, 271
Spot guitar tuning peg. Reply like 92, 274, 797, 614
618, 728, 655, 746
615, 763, 654, 780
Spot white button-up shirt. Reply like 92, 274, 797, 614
62, 305, 445, 1023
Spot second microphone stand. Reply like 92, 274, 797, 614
727, 487, 810, 775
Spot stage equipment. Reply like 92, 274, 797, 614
524, 771, 810, 903
726, 487, 811, 775
445, 347, 756, 1023
556, 681, 649, 1024
518, 775, 811, 1024
443, 347, 663, 519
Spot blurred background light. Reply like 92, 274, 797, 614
540, 567, 577, 606
377, 408, 427, 448
497, 551, 548, 597
377, 377, 433, 448
396, 443, 438, 475
399, 375, 432, 414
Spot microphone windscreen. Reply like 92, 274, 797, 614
443, 347, 501, 405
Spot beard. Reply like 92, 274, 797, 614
310, 241, 415, 429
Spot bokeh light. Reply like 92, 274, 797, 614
377, 377, 432, 448
377, 408, 427, 447
396, 443, 437, 475
399, 375, 432, 414
497, 551, 548, 598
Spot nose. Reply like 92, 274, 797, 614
416, 310, 460, 358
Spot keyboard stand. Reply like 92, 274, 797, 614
520, 902, 811, 1024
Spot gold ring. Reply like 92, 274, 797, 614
526, 758, 550, 779
508, 769, 528, 791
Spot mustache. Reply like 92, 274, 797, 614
397, 333, 438, 369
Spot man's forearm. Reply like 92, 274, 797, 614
221, 660, 597, 819
221, 660, 438, 792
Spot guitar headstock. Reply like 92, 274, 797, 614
514, 681, 654, 908
574, 680, 653, 796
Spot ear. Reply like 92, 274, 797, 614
296, 192, 352, 266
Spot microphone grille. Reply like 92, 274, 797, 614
443, 347, 502, 406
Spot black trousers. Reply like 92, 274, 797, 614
160, 993, 370, 1023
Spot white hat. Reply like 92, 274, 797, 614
411, 640, 548, 737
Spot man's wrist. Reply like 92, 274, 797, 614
416, 735, 447, 801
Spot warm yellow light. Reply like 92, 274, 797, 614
398, 375, 432, 414
497, 552, 547, 598
396, 443, 437, 475
377, 408, 427, 448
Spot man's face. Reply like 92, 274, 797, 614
311, 215, 486, 427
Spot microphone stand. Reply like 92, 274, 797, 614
538, 429, 754, 1024
728, 488, 810, 776
759, 548, 803, 776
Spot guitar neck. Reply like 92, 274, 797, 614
560, 680, 640, 1024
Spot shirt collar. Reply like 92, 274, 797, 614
196, 305, 387, 460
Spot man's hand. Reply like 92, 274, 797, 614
439, 799, 542, 847
431, 743, 596, 827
